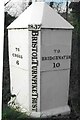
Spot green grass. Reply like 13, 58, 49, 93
2, 104, 79, 120
2, 104, 29, 120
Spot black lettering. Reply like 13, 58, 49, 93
32, 79, 37, 84
32, 85, 37, 91
32, 37, 37, 42
32, 104, 37, 109
31, 27, 40, 112
32, 70, 37, 75
32, 98, 37, 103
32, 104, 37, 111
32, 52, 37, 57
32, 47, 38, 52
32, 42, 37, 48
32, 93, 38, 97
53, 62, 60, 68
49, 56, 52, 60
32, 75, 37, 79
42, 55, 71, 61
32, 60, 38, 66
56, 63, 60, 67
32, 30, 39, 36
32, 89, 37, 94
16, 60, 19, 65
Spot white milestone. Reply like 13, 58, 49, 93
7, 2, 74, 117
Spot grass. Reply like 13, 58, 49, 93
2, 104, 29, 120
2, 103, 80, 120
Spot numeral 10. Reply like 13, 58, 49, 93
53, 62, 60, 68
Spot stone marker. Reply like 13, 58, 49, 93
7, 2, 74, 117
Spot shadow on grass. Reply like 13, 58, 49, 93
2, 104, 29, 120
2, 104, 80, 120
